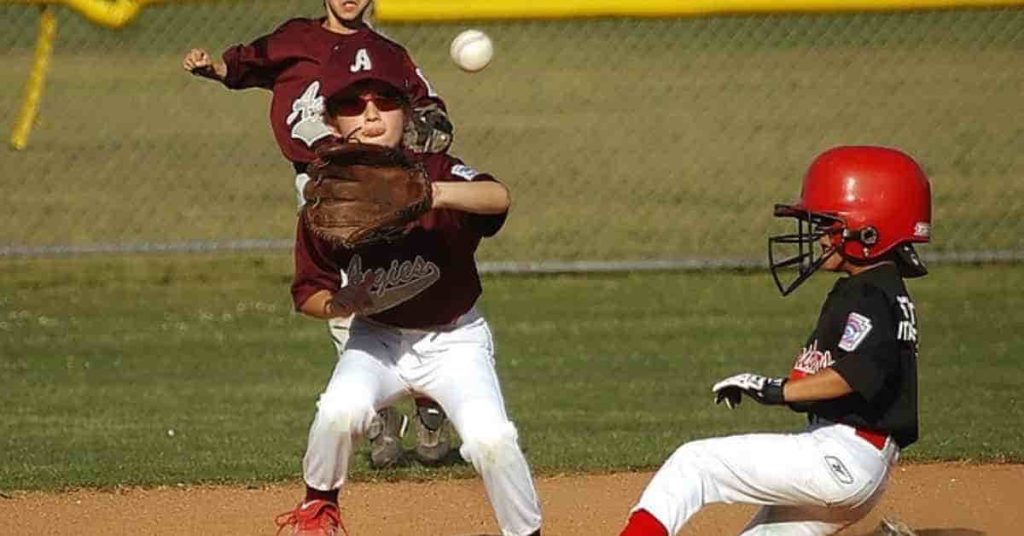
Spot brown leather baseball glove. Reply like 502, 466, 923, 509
302, 140, 432, 249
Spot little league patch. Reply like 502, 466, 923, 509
839, 312, 873, 352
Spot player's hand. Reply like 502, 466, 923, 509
182, 48, 224, 79
328, 273, 377, 317
711, 373, 787, 409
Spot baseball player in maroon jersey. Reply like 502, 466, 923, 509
273, 43, 542, 536
181, 0, 455, 468
620, 146, 930, 536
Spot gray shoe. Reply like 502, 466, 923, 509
877, 517, 917, 536
367, 407, 408, 469
414, 400, 453, 465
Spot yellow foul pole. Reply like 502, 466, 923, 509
10, 5, 57, 151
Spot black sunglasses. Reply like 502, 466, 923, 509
331, 92, 405, 116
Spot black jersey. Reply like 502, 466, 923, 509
786, 263, 919, 448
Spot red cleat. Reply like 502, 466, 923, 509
620, 509, 668, 536
275, 500, 347, 536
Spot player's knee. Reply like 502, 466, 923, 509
664, 440, 709, 475
315, 391, 374, 436
458, 419, 522, 472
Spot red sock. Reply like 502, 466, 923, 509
620, 509, 669, 536
304, 486, 339, 504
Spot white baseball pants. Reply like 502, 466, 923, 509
632, 423, 899, 535
303, 308, 542, 536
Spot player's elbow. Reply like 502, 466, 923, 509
298, 297, 320, 318
479, 179, 510, 213
463, 180, 510, 214
297, 290, 332, 319
494, 182, 511, 213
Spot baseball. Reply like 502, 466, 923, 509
450, 29, 493, 72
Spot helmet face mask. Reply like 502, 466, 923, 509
768, 206, 842, 296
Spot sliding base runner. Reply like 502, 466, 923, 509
621, 146, 932, 536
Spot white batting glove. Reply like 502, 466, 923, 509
711, 372, 787, 409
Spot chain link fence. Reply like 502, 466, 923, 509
1, 4, 1022, 265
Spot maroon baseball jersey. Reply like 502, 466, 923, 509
292, 152, 506, 329
221, 18, 443, 164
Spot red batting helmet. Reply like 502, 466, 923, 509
769, 146, 932, 295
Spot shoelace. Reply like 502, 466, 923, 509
273, 504, 349, 536
273, 509, 300, 535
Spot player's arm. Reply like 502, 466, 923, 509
183, 39, 278, 89
783, 369, 853, 403
714, 289, 897, 409
200, 19, 302, 90
432, 180, 510, 215
711, 368, 855, 409
182, 48, 227, 81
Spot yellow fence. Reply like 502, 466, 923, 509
10, 0, 1023, 27
375, 0, 1024, 21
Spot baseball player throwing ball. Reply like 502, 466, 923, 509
182, 0, 456, 468
620, 146, 931, 536
273, 43, 542, 536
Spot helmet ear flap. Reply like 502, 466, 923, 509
894, 243, 928, 278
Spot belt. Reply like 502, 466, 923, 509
854, 427, 888, 450
811, 416, 889, 451
357, 306, 480, 334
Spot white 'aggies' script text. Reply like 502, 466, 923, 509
345, 254, 441, 314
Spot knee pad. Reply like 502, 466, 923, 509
315, 391, 375, 436
458, 420, 521, 472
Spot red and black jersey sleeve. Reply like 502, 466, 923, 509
829, 287, 901, 402
291, 211, 343, 311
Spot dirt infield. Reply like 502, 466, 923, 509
1, 463, 1019, 535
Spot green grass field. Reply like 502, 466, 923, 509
1, 7, 1023, 259
2, 253, 1021, 491
2, 2, 1022, 496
